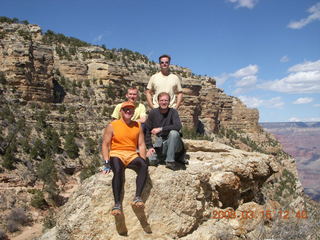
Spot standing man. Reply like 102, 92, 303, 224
146, 54, 183, 109
145, 92, 187, 170
102, 101, 148, 215
111, 86, 147, 123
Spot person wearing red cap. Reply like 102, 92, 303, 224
102, 101, 148, 215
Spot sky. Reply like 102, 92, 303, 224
1, 0, 320, 122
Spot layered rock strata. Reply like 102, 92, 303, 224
0, 22, 259, 134
0, 23, 54, 102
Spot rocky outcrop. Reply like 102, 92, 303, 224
38, 140, 304, 240
0, 23, 54, 102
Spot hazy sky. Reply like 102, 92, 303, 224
1, 0, 320, 122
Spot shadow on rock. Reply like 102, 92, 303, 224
114, 213, 128, 236
131, 205, 152, 234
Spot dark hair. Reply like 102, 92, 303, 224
159, 54, 171, 63
157, 92, 170, 101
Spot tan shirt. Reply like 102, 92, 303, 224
147, 72, 182, 108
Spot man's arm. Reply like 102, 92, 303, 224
137, 116, 146, 123
102, 124, 113, 162
174, 74, 183, 109
145, 89, 154, 109
138, 126, 147, 159
144, 111, 154, 149
175, 92, 183, 109
136, 104, 147, 123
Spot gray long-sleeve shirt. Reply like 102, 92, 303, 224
145, 108, 182, 148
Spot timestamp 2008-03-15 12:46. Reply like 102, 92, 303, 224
211, 209, 308, 220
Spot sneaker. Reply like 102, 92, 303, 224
165, 162, 175, 170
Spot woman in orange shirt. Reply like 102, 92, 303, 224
102, 101, 148, 216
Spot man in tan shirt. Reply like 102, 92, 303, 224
146, 54, 183, 109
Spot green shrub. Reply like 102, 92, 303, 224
85, 137, 97, 155
35, 110, 48, 129
80, 156, 100, 182
83, 89, 89, 99
21, 137, 31, 154
58, 104, 66, 114
101, 106, 113, 116
274, 169, 297, 203
30, 190, 48, 209
0, 72, 6, 84
43, 210, 56, 229
0, 105, 15, 123
17, 30, 31, 40
36, 156, 58, 199
105, 84, 115, 99
181, 126, 212, 141
42, 30, 90, 47
30, 139, 46, 159
45, 127, 61, 154
2, 147, 15, 170
84, 79, 90, 87
0, 16, 28, 24
64, 132, 79, 159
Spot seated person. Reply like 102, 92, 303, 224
145, 92, 187, 170
111, 86, 147, 123
102, 101, 148, 215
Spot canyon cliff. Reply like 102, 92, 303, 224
1, 19, 319, 239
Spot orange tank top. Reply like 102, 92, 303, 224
110, 119, 140, 152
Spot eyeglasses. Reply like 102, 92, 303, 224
160, 61, 169, 64
122, 108, 134, 112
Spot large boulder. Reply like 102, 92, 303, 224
38, 140, 283, 240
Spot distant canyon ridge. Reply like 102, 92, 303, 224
261, 122, 320, 201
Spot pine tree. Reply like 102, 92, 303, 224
64, 132, 79, 159
36, 156, 59, 201
45, 127, 61, 154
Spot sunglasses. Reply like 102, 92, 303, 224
122, 108, 134, 112
160, 61, 169, 64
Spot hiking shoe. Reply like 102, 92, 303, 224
131, 196, 144, 208
111, 203, 122, 216
165, 162, 175, 170
176, 149, 189, 165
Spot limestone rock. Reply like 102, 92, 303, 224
1, 21, 266, 137
0, 23, 54, 102
38, 140, 287, 240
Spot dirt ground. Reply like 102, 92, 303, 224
11, 223, 42, 240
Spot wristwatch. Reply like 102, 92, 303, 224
103, 160, 111, 171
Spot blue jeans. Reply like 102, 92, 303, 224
161, 130, 183, 163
